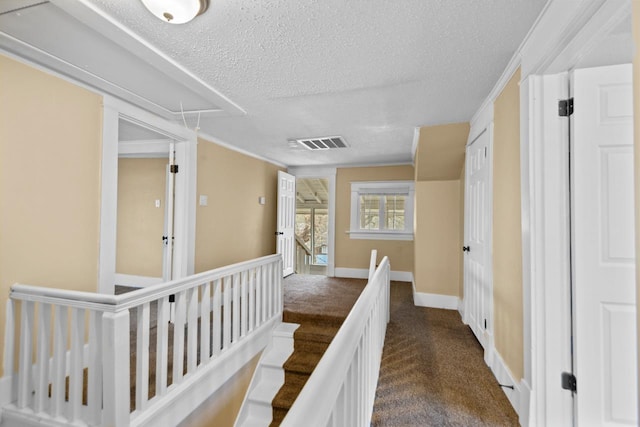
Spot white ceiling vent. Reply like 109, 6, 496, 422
296, 136, 348, 151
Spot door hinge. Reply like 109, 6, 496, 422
561, 372, 577, 392
170, 164, 179, 174
484, 146, 487, 157
558, 98, 574, 117
484, 319, 487, 329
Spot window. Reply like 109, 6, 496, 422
349, 181, 414, 240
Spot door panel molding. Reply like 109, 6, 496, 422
277, 171, 296, 277
572, 64, 636, 426
463, 120, 494, 362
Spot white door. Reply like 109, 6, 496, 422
572, 64, 637, 426
463, 127, 492, 347
277, 171, 296, 277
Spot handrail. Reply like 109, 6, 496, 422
3, 254, 284, 427
10, 254, 281, 312
281, 252, 390, 427
294, 235, 312, 256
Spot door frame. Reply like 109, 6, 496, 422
519, 1, 633, 425
99, 96, 197, 294
287, 166, 337, 277
115, 139, 171, 287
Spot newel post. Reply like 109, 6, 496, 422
102, 310, 130, 427
368, 250, 378, 282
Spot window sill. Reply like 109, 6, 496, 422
348, 231, 414, 241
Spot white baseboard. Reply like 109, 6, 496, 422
115, 273, 163, 287
334, 268, 412, 282
457, 298, 465, 319
413, 291, 459, 310
487, 348, 522, 420
334, 268, 368, 279
408, 276, 460, 310
390, 271, 412, 282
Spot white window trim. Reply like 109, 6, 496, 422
349, 181, 414, 241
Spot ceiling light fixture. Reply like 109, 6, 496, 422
141, 0, 208, 24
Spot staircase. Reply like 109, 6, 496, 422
234, 323, 299, 427
270, 311, 345, 426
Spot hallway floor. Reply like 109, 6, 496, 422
372, 282, 519, 426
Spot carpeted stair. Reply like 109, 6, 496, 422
269, 310, 344, 426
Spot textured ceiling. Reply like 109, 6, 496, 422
4, 0, 547, 166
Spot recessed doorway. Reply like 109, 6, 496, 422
295, 178, 329, 276
115, 119, 176, 287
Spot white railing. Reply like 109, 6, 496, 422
281, 250, 390, 427
295, 236, 312, 274
1, 254, 283, 426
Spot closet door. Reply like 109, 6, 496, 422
463, 127, 492, 347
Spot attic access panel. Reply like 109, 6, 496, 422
0, 1, 243, 118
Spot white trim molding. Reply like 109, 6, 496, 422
412, 291, 459, 310
334, 268, 412, 283
349, 181, 415, 241
516, 2, 632, 426
411, 276, 459, 310
487, 349, 524, 422
99, 96, 197, 294
287, 166, 338, 277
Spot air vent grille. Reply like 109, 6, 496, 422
296, 136, 348, 150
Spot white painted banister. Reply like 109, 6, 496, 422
1, 254, 283, 427
281, 251, 390, 427
368, 249, 377, 282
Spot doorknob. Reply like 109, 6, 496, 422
275, 231, 284, 235
462, 246, 470, 252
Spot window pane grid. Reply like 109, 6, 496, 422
384, 195, 406, 231
359, 195, 380, 230
350, 181, 414, 241
359, 194, 406, 231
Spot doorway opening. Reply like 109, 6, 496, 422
295, 178, 329, 276
115, 118, 176, 287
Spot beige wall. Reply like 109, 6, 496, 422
335, 165, 415, 271
0, 54, 103, 375
413, 181, 461, 295
415, 122, 469, 181
195, 139, 283, 272
413, 123, 468, 297
492, 68, 523, 381
633, 1, 640, 395
180, 353, 260, 427
116, 158, 167, 277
